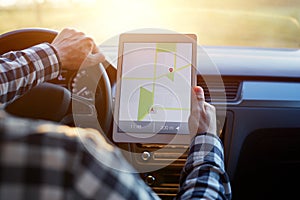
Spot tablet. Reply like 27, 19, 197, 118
113, 33, 197, 144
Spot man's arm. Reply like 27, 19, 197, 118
177, 133, 231, 199
0, 28, 105, 104
0, 43, 60, 104
177, 87, 232, 199
0, 111, 160, 200
71, 127, 161, 200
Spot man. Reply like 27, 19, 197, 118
0, 28, 231, 199
0, 28, 105, 104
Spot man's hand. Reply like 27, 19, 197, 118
188, 86, 217, 139
51, 28, 105, 70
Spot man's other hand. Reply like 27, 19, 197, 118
188, 86, 217, 139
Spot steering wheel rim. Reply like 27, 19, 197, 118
0, 28, 57, 54
0, 28, 113, 135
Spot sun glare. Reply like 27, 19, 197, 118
58, 0, 167, 44
1, 0, 300, 48
0, 0, 17, 7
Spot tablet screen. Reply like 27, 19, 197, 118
113, 34, 196, 144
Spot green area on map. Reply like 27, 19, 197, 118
137, 87, 154, 121
156, 43, 177, 81
156, 43, 177, 53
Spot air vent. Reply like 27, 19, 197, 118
135, 143, 188, 166
153, 185, 179, 199
198, 80, 241, 102
142, 167, 182, 199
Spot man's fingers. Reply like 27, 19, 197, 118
91, 52, 105, 63
191, 86, 205, 114
191, 87, 199, 115
193, 86, 205, 110
204, 102, 215, 113
189, 86, 218, 137
51, 27, 107, 70
92, 43, 100, 54
81, 52, 106, 68
204, 102, 217, 134
53, 28, 77, 43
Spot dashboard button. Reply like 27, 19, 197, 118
141, 151, 151, 161
145, 175, 155, 186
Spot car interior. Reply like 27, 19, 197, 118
1, 1, 300, 199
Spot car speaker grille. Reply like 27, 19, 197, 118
198, 80, 241, 102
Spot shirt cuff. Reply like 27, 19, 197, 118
187, 133, 225, 170
21, 43, 61, 82
47, 43, 62, 72
193, 132, 224, 151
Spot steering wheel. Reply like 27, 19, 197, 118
0, 28, 113, 136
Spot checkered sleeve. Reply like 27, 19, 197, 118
0, 115, 161, 200
72, 128, 161, 200
177, 133, 232, 200
0, 43, 60, 104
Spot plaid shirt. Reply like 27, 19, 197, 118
177, 133, 232, 199
0, 43, 231, 199
0, 43, 60, 104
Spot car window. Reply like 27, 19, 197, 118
0, 0, 300, 48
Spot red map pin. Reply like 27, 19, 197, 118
169, 67, 173, 72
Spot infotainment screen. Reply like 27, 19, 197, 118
113, 33, 197, 144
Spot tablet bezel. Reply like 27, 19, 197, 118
112, 33, 197, 144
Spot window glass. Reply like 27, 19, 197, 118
0, 0, 299, 48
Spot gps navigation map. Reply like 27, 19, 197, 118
118, 42, 193, 134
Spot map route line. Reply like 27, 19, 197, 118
122, 63, 191, 81
122, 77, 153, 80
155, 107, 190, 111
155, 63, 191, 80
152, 47, 158, 105
169, 49, 177, 81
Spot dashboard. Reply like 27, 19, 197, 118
50, 45, 300, 199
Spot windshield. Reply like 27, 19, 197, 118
1, 0, 300, 48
